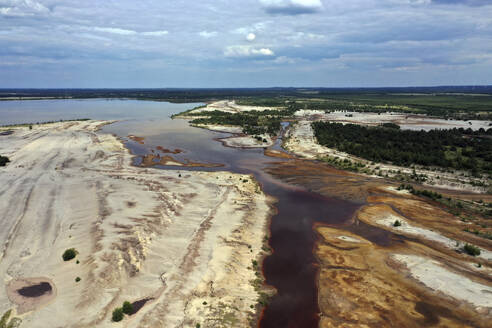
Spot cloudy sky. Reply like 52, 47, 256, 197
1, 0, 491, 87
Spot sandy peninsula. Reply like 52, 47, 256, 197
0, 121, 272, 328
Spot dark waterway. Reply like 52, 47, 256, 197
0, 99, 361, 328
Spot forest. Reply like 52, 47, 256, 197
312, 122, 492, 174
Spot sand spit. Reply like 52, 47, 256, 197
0, 121, 272, 328
190, 100, 281, 115
393, 254, 492, 308
192, 124, 243, 134
217, 135, 274, 149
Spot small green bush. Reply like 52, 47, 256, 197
112, 308, 124, 322
62, 248, 77, 261
122, 301, 133, 315
393, 220, 402, 227
75, 277, 81, 282
463, 244, 481, 256
0, 156, 10, 167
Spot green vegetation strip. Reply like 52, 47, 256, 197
313, 122, 492, 174
186, 103, 300, 136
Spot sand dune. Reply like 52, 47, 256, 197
0, 121, 271, 327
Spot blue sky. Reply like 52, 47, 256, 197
1, 0, 491, 87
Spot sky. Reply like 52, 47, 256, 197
1, 0, 492, 88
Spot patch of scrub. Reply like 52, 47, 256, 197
393, 254, 492, 309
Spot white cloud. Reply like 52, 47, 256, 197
199, 30, 218, 38
93, 27, 137, 35
142, 30, 169, 36
224, 45, 274, 57
246, 33, 256, 41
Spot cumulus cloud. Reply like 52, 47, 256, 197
199, 30, 218, 38
246, 33, 256, 41
224, 45, 274, 57
259, 0, 323, 15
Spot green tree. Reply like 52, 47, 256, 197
112, 308, 124, 322
122, 301, 133, 315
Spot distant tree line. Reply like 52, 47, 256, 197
312, 122, 492, 174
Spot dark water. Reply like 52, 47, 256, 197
0, 99, 360, 328
17, 282, 52, 297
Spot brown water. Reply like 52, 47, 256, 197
106, 115, 361, 328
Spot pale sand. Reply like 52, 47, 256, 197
191, 100, 281, 114
192, 124, 243, 134
313, 110, 492, 131
218, 135, 274, 148
0, 121, 272, 328
393, 254, 492, 309
375, 214, 492, 261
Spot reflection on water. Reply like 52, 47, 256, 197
0, 99, 360, 328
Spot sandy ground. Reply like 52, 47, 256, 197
284, 120, 489, 193
312, 110, 492, 131
392, 254, 492, 308
217, 134, 274, 148
190, 100, 281, 114
192, 124, 243, 134
0, 121, 272, 328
